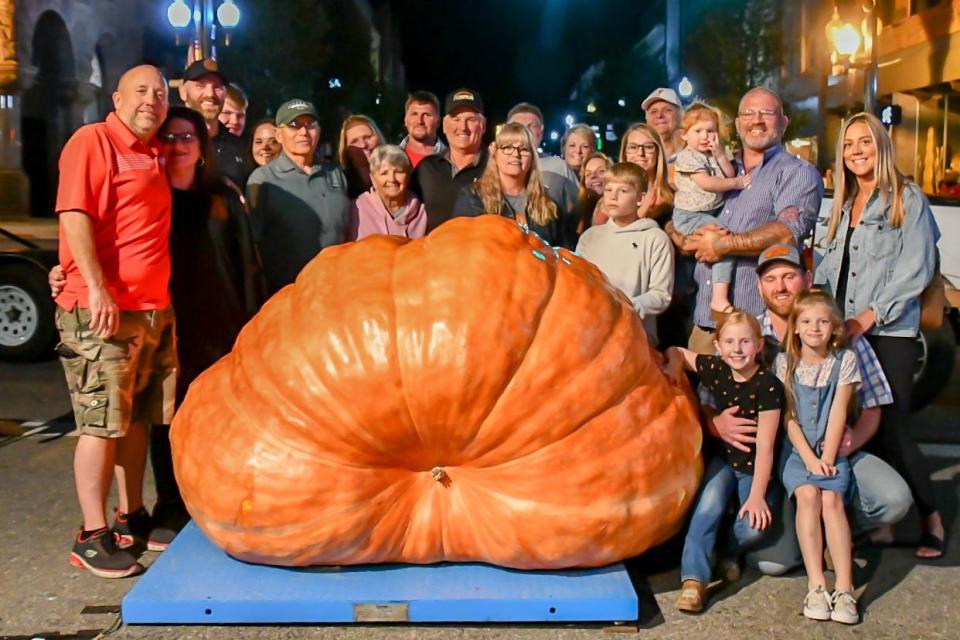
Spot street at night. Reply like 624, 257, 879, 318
3, 0, 960, 638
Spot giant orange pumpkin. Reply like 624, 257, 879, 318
171, 215, 702, 569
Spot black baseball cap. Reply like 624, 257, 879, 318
444, 88, 484, 116
183, 58, 228, 85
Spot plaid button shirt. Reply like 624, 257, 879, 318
759, 311, 893, 409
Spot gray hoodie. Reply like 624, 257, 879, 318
575, 217, 675, 340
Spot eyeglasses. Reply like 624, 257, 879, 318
283, 120, 320, 131
737, 109, 780, 120
625, 143, 658, 156
498, 145, 533, 157
159, 132, 196, 144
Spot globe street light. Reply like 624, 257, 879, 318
824, 1, 878, 114
166, 1, 241, 60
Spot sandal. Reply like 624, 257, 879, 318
676, 579, 705, 613
710, 305, 734, 325
915, 531, 945, 559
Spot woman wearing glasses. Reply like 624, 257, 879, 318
50, 106, 266, 545
619, 124, 675, 223
453, 122, 572, 248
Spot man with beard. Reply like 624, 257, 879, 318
705, 244, 911, 576
179, 59, 250, 188
669, 88, 823, 354
398, 91, 446, 168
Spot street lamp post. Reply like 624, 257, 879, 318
824, 0, 878, 114
166, 0, 240, 62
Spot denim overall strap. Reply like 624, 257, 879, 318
792, 355, 843, 455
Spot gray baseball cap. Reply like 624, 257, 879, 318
275, 99, 319, 126
756, 243, 803, 274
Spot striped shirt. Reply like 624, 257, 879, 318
759, 311, 893, 409
693, 145, 823, 327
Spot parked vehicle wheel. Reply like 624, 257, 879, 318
912, 319, 957, 411
0, 263, 57, 362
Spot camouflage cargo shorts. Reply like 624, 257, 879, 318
55, 306, 178, 438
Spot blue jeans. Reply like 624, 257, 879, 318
681, 456, 771, 585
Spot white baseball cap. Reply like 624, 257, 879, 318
642, 88, 682, 111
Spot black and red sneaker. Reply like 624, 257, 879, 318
112, 506, 154, 550
69, 527, 144, 578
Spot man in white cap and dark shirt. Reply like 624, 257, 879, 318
642, 87, 685, 166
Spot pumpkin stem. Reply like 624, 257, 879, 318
431, 467, 447, 482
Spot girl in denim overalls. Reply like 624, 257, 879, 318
775, 290, 861, 625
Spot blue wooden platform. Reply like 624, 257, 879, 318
122, 522, 639, 624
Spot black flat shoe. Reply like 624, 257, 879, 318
915, 531, 945, 559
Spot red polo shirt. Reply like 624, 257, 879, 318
55, 113, 172, 311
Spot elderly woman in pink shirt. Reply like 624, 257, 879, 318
347, 144, 427, 241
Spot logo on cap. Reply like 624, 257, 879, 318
286, 100, 310, 111
763, 246, 790, 259
453, 91, 475, 102
203, 59, 218, 72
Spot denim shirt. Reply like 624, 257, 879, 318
813, 183, 940, 338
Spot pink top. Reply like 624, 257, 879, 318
347, 189, 428, 241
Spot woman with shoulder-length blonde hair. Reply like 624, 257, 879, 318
338, 114, 386, 198
562, 123, 598, 176
814, 112, 944, 560
619, 123, 675, 222
453, 122, 572, 248
576, 152, 613, 234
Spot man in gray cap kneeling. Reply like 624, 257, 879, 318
246, 99, 349, 294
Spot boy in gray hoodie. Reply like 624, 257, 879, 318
576, 163, 675, 342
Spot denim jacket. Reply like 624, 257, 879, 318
813, 183, 940, 338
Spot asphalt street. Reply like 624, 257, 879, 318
0, 357, 957, 639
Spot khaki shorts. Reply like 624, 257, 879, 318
56, 306, 178, 438
687, 325, 717, 355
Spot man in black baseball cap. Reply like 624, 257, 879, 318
411, 88, 488, 232
179, 58, 250, 188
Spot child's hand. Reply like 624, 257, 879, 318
738, 172, 752, 189
660, 355, 683, 386
706, 132, 722, 156
805, 457, 837, 476
738, 495, 772, 531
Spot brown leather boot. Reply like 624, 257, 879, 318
676, 579, 706, 613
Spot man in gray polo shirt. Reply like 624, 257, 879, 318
247, 99, 349, 294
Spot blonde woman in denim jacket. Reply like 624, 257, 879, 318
814, 112, 944, 559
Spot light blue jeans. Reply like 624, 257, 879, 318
680, 456, 771, 585
745, 450, 913, 575
672, 207, 733, 284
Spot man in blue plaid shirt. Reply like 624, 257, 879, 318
706, 243, 912, 575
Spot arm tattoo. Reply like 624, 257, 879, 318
717, 221, 795, 257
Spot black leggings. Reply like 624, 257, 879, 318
866, 335, 938, 517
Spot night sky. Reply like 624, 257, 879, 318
393, 0, 661, 131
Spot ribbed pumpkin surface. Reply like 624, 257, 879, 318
171, 215, 702, 569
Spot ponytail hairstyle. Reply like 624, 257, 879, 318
827, 112, 906, 242
782, 289, 847, 424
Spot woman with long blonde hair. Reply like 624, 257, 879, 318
620, 123, 675, 221
453, 122, 572, 248
814, 112, 944, 559
338, 114, 386, 198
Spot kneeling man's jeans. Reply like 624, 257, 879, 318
681, 456, 772, 585
745, 450, 913, 575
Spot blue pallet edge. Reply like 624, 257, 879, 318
122, 521, 639, 624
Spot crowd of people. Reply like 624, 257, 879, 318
48, 58, 945, 627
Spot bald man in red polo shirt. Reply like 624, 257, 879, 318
55, 64, 177, 578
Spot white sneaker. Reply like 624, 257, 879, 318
803, 586, 833, 621
830, 590, 859, 625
